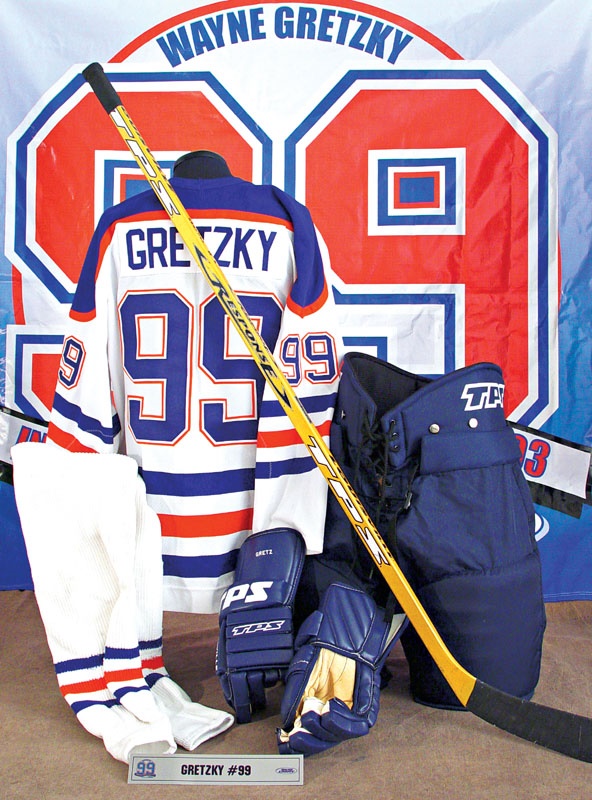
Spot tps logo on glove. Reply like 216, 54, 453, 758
221, 581, 273, 610
231, 620, 287, 637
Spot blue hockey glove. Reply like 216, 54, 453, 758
277, 583, 407, 755
216, 528, 305, 723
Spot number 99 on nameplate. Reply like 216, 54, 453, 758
128, 754, 303, 785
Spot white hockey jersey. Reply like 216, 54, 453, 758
47, 175, 341, 614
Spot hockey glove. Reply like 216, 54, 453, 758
277, 583, 407, 755
216, 528, 305, 723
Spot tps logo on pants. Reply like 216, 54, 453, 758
461, 383, 505, 412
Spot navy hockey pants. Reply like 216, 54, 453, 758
300, 352, 546, 709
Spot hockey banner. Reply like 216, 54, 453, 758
1, 0, 591, 602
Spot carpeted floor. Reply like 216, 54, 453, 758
1, 592, 591, 800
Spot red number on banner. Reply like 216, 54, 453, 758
523, 438, 551, 478
299, 73, 551, 418
515, 433, 550, 478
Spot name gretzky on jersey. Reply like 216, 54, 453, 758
123, 219, 282, 274
47, 174, 341, 615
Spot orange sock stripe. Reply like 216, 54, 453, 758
104, 667, 144, 684
59, 676, 107, 696
141, 656, 165, 670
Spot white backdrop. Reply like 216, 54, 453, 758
1, 0, 591, 600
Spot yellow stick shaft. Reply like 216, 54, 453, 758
84, 64, 476, 706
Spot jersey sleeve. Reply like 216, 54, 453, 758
251, 216, 343, 554
47, 217, 123, 454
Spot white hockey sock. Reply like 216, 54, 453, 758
132, 474, 234, 749
149, 677, 234, 751
11, 443, 176, 762
95, 456, 162, 723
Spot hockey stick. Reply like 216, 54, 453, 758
82, 62, 592, 762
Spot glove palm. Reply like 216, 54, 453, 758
278, 583, 407, 754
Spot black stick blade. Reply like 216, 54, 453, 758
467, 679, 592, 762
